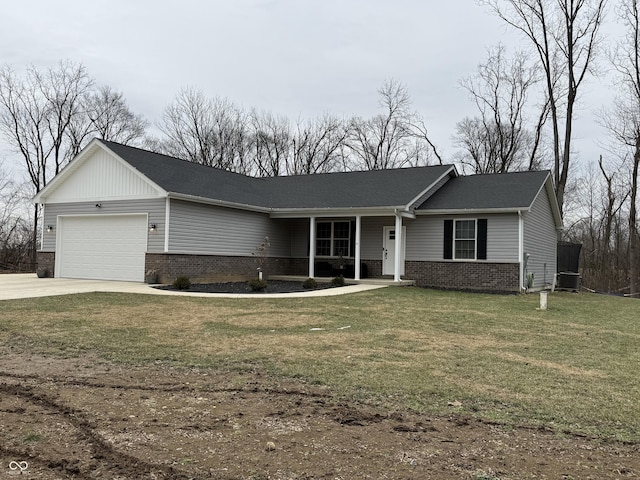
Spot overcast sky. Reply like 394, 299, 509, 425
0, 0, 620, 178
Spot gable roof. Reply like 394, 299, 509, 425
34, 139, 561, 226
100, 140, 456, 211
417, 170, 562, 228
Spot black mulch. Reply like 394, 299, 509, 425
153, 280, 338, 294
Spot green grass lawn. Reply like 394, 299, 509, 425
1, 287, 638, 442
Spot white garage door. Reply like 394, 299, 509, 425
56, 215, 148, 282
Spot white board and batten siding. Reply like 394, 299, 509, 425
523, 189, 558, 288
168, 199, 292, 257
44, 147, 162, 203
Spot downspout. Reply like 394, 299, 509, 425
518, 210, 524, 292
40, 203, 45, 252
164, 197, 170, 252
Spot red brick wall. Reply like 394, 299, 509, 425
145, 253, 308, 284
36, 252, 55, 277
405, 261, 520, 292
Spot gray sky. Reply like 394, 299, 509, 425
0, 0, 617, 178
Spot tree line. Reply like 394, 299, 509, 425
1, 0, 639, 297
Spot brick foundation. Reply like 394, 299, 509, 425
36, 251, 55, 277
145, 253, 310, 284
405, 261, 520, 292
39, 250, 520, 292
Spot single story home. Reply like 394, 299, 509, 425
33, 139, 562, 292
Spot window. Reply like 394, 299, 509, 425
454, 219, 476, 259
443, 218, 487, 261
316, 221, 351, 257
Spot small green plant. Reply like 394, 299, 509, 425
302, 278, 318, 289
173, 276, 191, 290
248, 277, 268, 292
23, 432, 44, 443
331, 275, 345, 287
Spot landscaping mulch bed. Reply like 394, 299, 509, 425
154, 280, 338, 294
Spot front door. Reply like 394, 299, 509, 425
382, 226, 406, 276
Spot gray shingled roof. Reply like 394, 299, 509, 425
101, 140, 454, 210
417, 170, 551, 211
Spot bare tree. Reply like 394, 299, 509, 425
288, 114, 349, 175
35, 61, 93, 176
158, 88, 249, 172
0, 163, 31, 270
347, 79, 440, 170
455, 45, 548, 173
67, 85, 147, 159
0, 61, 145, 264
0, 63, 81, 264
599, 0, 640, 296
249, 110, 290, 177
483, 0, 607, 214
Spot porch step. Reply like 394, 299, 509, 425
269, 275, 415, 287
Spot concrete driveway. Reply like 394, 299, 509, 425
0, 274, 385, 301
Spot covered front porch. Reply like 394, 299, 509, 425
272, 210, 414, 284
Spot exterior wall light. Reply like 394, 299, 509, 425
46, 225, 54, 233
149, 223, 157, 232
95, 203, 102, 208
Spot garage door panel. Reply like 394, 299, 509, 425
57, 215, 147, 282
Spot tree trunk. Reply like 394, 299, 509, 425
629, 139, 639, 297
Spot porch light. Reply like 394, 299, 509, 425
149, 223, 157, 232
46, 225, 53, 233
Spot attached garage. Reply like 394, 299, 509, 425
56, 214, 148, 282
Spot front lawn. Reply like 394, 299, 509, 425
1, 287, 638, 442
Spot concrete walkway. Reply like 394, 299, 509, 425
0, 274, 386, 301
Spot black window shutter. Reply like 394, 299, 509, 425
443, 219, 453, 259
350, 220, 356, 257
477, 219, 487, 260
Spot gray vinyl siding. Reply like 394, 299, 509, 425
168, 200, 291, 257
41, 198, 165, 252
290, 219, 310, 257
523, 188, 557, 288
407, 214, 519, 262
361, 217, 394, 260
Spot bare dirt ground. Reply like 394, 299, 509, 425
1, 346, 638, 480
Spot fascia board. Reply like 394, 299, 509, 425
167, 192, 271, 213
415, 207, 529, 216
269, 206, 415, 219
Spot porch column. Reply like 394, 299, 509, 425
394, 213, 403, 282
354, 215, 362, 280
308, 216, 316, 277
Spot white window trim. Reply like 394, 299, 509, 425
453, 218, 477, 261
315, 220, 352, 258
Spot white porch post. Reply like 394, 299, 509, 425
394, 213, 403, 282
308, 216, 316, 278
354, 215, 362, 280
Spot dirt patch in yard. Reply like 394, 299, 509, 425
0, 346, 637, 479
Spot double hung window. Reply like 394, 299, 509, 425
316, 221, 351, 257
